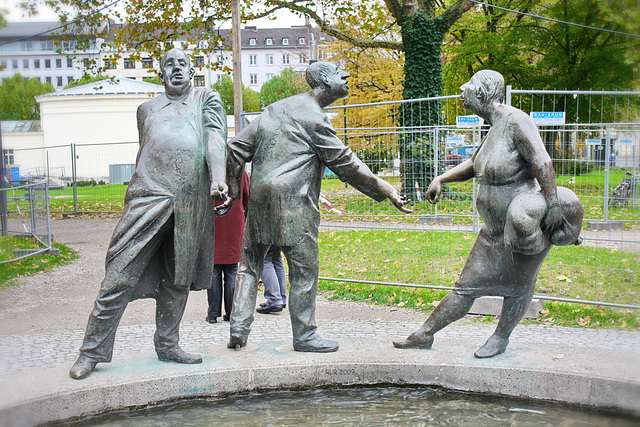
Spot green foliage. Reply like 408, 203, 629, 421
259, 68, 310, 107
0, 74, 55, 120
444, 0, 639, 94
64, 74, 112, 89
211, 74, 261, 115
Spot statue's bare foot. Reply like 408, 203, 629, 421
474, 335, 508, 358
393, 330, 434, 349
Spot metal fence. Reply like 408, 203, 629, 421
0, 180, 53, 263
2, 88, 638, 309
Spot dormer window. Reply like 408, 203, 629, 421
282, 38, 289, 45
249, 38, 256, 46
299, 37, 306, 45
266, 37, 273, 46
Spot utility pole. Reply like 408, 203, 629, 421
232, 0, 243, 133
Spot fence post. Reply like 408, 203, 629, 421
0, 121, 7, 236
434, 127, 439, 217
604, 128, 611, 221
505, 85, 512, 106
71, 144, 78, 214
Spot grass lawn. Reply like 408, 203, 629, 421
0, 237, 78, 289
318, 229, 640, 330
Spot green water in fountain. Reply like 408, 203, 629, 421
62, 386, 639, 426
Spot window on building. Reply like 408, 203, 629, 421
195, 56, 205, 66
194, 75, 205, 87
34, 59, 40, 69
216, 55, 224, 65
265, 37, 273, 46
22, 59, 29, 69
104, 59, 116, 69
282, 54, 290, 65
249, 54, 257, 66
298, 37, 306, 45
266, 73, 274, 81
45, 59, 51, 69
142, 58, 153, 68
67, 58, 73, 68
57, 76, 63, 87
143, 76, 156, 82
82, 58, 91, 69
217, 74, 224, 81
56, 58, 62, 68
299, 54, 308, 64
282, 38, 289, 45
249, 74, 257, 85
45, 76, 51, 84
12, 60, 18, 69
124, 58, 135, 69
67, 76, 74, 84
249, 38, 256, 46
266, 54, 273, 65
3, 149, 15, 166
0, 60, 6, 70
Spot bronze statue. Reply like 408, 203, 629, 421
218, 61, 411, 353
69, 48, 228, 379
394, 70, 583, 358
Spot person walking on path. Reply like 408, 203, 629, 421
207, 171, 249, 323
69, 48, 228, 380
257, 245, 287, 314
218, 61, 411, 354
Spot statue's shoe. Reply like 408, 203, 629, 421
69, 355, 98, 380
227, 334, 247, 350
294, 337, 339, 353
392, 331, 434, 349
157, 347, 202, 364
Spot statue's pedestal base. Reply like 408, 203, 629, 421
469, 296, 544, 318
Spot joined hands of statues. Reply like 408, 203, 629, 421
390, 191, 412, 213
214, 196, 235, 217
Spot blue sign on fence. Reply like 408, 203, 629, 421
619, 139, 633, 145
456, 115, 483, 128
446, 135, 464, 147
586, 139, 601, 146
531, 112, 565, 125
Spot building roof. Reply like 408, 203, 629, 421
37, 77, 164, 98
1, 120, 42, 133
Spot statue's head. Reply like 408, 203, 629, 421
306, 61, 350, 103
159, 48, 194, 95
461, 70, 504, 112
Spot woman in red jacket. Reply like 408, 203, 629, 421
206, 171, 249, 323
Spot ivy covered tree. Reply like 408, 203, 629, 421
0, 74, 55, 120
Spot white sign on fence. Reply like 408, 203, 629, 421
456, 115, 483, 128
446, 135, 464, 147
531, 112, 565, 125
586, 138, 601, 146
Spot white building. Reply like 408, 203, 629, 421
1, 21, 332, 92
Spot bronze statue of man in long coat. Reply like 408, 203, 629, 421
70, 48, 228, 379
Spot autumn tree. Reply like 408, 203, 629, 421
0, 74, 55, 120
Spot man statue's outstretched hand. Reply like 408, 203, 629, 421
389, 191, 412, 213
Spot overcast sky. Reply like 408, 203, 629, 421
2, 0, 307, 28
